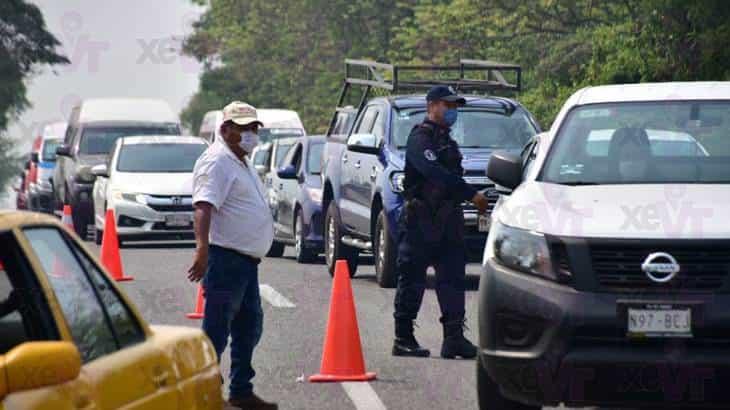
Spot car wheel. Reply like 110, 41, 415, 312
477, 361, 538, 410
95, 227, 103, 245
70, 202, 90, 240
266, 241, 286, 257
324, 201, 358, 277
374, 210, 397, 288
294, 210, 316, 263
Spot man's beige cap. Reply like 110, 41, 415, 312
222, 101, 264, 127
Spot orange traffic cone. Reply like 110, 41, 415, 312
309, 260, 376, 382
61, 205, 74, 231
186, 285, 205, 319
100, 209, 133, 282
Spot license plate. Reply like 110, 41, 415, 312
478, 214, 491, 232
627, 306, 692, 338
165, 214, 190, 227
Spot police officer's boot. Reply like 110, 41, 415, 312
392, 320, 430, 357
440, 319, 477, 359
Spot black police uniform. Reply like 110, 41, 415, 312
392, 118, 479, 359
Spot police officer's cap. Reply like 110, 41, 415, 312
426, 85, 466, 105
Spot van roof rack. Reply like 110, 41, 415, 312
328, 59, 521, 136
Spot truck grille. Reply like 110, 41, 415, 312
148, 204, 194, 212
462, 185, 499, 214
145, 195, 194, 213
589, 242, 730, 292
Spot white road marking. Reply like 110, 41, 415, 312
259, 284, 296, 308
342, 382, 387, 410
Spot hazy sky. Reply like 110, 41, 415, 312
1, 0, 205, 207
9, 0, 205, 148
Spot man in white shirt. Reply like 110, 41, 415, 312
188, 101, 277, 410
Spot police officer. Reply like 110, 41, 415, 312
393, 85, 489, 359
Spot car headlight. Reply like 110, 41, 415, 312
76, 166, 95, 182
305, 187, 322, 203
486, 221, 568, 282
112, 191, 147, 204
390, 171, 405, 193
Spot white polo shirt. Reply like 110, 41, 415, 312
192, 140, 274, 259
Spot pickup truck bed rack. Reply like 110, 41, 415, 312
328, 59, 521, 135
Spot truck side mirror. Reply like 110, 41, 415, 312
486, 151, 522, 191
277, 165, 297, 179
91, 164, 109, 178
56, 145, 71, 157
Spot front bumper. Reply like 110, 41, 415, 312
478, 259, 730, 408
106, 199, 194, 241
302, 209, 324, 251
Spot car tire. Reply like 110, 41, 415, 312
294, 210, 316, 263
266, 241, 286, 258
95, 227, 103, 245
70, 202, 90, 240
477, 361, 538, 410
374, 210, 397, 288
324, 201, 358, 277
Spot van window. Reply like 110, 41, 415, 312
41, 139, 62, 162
79, 125, 179, 155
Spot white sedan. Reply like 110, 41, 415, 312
91, 135, 208, 244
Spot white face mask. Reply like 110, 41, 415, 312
239, 131, 259, 153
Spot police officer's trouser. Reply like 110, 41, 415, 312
393, 200, 466, 323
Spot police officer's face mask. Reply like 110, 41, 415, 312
443, 109, 458, 127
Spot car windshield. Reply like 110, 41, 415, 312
307, 142, 324, 174
393, 107, 537, 149
79, 125, 179, 155
116, 143, 207, 173
41, 139, 61, 162
259, 128, 304, 144
541, 101, 730, 184
274, 142, 294, 168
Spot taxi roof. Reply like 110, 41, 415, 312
0, 211, 64, 231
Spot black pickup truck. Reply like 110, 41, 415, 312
321, 59, 540, 287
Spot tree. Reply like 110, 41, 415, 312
0, 0, 68, 191
183, 0, 730, 133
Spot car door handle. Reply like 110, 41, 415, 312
354, 160, 361, 169
370, 167, 377, 181
74, 393, 93, 409
152, 369, 169, 388
278, 183, 283, 190
342, 154, 348, 163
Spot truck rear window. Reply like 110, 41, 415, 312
393, 108, 536, 150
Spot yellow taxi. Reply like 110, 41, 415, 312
0, 211, 224, 409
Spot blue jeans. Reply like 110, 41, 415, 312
202, 245, 263, 399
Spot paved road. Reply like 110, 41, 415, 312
86, 241, 599, 410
